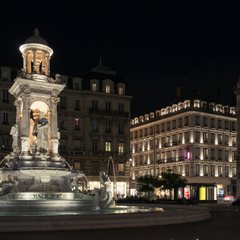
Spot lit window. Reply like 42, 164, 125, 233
106, 84, 110, 93
74, 161, 80, 170
105, 141, 111, 151
92, 83, 97, 92
75, 118, 80, 130
119, 87, 124, 95
119, 142, 124, 155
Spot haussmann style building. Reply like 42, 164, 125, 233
130, 89, 237, 202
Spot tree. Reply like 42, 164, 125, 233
137, 169, 188, 200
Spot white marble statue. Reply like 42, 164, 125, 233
10, 121, 20, 154
32, 111, 50, 153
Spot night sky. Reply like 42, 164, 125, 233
1, 1, 240, 117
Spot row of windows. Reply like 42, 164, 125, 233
132, 100, 236, 125
59, 98, 125, 114
91, 141, 124, 154
76, 161, 125, 175
132, 165, 236, 178
131, 116, 236, 139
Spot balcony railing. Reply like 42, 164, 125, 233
157, 156, 184, 164
89, 108, 129, 117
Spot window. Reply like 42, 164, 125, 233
203, 117, 207, 126
74, 99, 80, 110
225, 166, 229, 177
167, 121, 170, 130
2, 111, 9, 125
134, 157, 138, 166
179, 133, 182, 143
203, 165, 208, 176
74, 161, 80, 170
2, 138, 9, 148
211, 165, 215, 176
161, 137, 165, 145
75, 81, 80, 90
185, 116, 189, 126
92, 120, 98, 132
119, 142, 124, 155
184, 132, 189, 142
135, 131, 138, 138
203, 132, 207, 142
218, 166, 222, 177
173, 120, 176, 129
156, 153, 160, 161
2, 90, 9, 103
60, 97, 66, 109
218, 150, 222, 160
106, 84, 110, 93
144, 141, 148, 150
225, 150, 229, 161
59, 118, 66, 130
150, 140, 153, 149
195, 116, 199, 125
2, 70, 9, 81
211, 118, 215, 128
203, 148, 208, 159
145, 169, 148, 176
139, 142, 142, 151
167, 136, 170, 143
173, 166, 177, 174
161, 167, 165, 173
218, 134, 222, 144
156, 125, 159, 133
106, 121, 111, 133
167, 151, 171, 159
179, 165, 183, 175
119, 103, 124, 113
92, 100, 98, 111
144, 155, 148, 164
172, 134, 176, 144
185, 165, 189, 176
150, 127, 153, 135
211, 149, 215, 159
172, 150, 176, 159
179, 149, 182, 158
119, 122, 124, 134
92, 83, 97, 92
195, 147, 200, 158
92, 141, 98, 151
106, 102, 111, 113
232, 151, 236, 160
225, 121, 229, 130
195, 131, 200, 142
139, 129, 142, 137
161, 152, 165, 161
179, 118, 182, 127
105, 141, 111, 152
75, 118, 80, 130
218, 120, 222, 129
211, 133, 215, 143
225, 135, 229, 145
118, 162, 124, 174
161, 123, 165, 132
150, 154, 153, 163
119, 87, 124, 95
232, 136, 236, 146
232, 167, 236, 177
232, 122, 236, 131
196, 164, 200, 176
144, 128, 148, 136
92, 162, 98, 175
74, 139, 81, 150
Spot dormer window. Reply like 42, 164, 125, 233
119, 87, 124, 95
2, 71, 9, 81
93, 83, 97, 92
75, 81, 80, 90
106, 84, 110, 93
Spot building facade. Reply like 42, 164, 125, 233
130, 99, 237, 200
0, 31, 132, 198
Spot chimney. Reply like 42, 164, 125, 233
176, 86, 184, 99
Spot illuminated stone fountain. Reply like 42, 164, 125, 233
0, 29, 114, 213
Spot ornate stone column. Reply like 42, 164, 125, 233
51, 97, 60, 160
42, 52, 45, 74
33, 50, 37, 73
48, 56, 51, 76
20, 93, 31, 157
22, 54, 27, 73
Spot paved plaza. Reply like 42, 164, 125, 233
1, 203, 240, 240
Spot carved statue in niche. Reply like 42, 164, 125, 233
32, 111, 50, 154
10, 121, 20, 154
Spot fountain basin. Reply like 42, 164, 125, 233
0, 204, 211, 232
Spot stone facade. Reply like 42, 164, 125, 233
130, 99, 237, 198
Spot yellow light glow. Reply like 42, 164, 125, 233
199, 187, 206, 200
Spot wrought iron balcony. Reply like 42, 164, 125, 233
89, 108, 129, 117
157, 156, 184, 164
